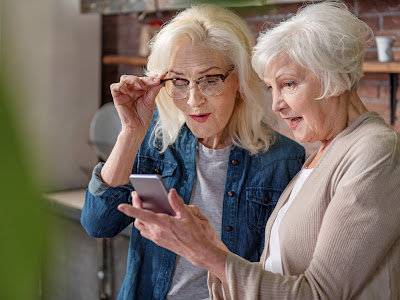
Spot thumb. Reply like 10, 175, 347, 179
168, 189, 186, 217
144, 84, 163, 110
145, 80, 163, 99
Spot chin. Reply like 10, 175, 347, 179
187, 126, 211, 139
293, 133, 309, 144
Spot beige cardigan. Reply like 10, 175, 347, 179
209, 112, 400, 299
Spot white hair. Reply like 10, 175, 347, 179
145, 4, 276, 154
252, 0, 374, 99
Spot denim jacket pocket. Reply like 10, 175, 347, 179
246, 187, 282, 234
137, 156, 178, 187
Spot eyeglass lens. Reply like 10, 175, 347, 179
164, 76, 224, 99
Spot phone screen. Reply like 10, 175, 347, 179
129, 174, 174, 215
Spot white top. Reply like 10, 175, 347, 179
167, 142, 232, 300
264, 168, 313, 274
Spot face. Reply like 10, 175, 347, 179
167, 40, 239, 149
263, 54, 346, 146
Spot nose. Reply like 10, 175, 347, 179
186, 82, 206, 107
271, 90, 287, 114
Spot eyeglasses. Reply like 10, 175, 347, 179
160, 66, 235, 100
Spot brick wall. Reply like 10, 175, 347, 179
101, 0, 400, 155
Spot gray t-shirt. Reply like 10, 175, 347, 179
167, 142, 232, 300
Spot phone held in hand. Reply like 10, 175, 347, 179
129, 174, 175, 215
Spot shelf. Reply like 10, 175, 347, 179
363, 61, 400, 73
103, 56, 400, 73
103, 55, 147, 66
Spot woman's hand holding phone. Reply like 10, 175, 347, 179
117, 188, 229, 282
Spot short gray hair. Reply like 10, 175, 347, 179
252, 0, 374, 99
145, 4, 276, 154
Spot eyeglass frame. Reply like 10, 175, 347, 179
160, 66, 235, 99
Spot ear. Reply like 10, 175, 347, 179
235, 90, 241, 103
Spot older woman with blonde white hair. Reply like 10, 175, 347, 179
81, 4, 304, 299
117, 1, 400, 299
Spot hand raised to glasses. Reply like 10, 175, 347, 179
110, 74, 164, 131
117, 189, 229, 282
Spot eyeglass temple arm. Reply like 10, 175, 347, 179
221, 66, 235, 80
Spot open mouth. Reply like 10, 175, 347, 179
290, 117, 302, 125
284, 116, 302, 129
189, 113, 211, 123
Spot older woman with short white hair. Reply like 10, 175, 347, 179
81, 4, 304, 299
118, 1, 400, 299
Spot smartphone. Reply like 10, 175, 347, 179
129, 174, 174, 215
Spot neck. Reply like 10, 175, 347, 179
346, 90, 368, 126
199, 137, 233, 150
309, 90, 368, 169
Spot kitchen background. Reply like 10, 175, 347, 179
4, 0, 400, 193
2, 0, 399, 299
98, 0, 400, 158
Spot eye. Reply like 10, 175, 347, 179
171, 79, 188, 88
265, 85, 272, 91
200, 76, 220, 86
285, 81, 295, 88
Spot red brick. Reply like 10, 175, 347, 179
394, 50, 400, 60
383, 117, 400, 131
361, 73, 388, 81
391, 121, 400, 132
358, 84, 379, 98
143, 11, 175, 25
102, 33, 118, 53
383, 15, 400, 31
102, 15, 121, 26
357, 0, 400, 14
246, 20, 269, 33
233, 6, 265, 18
363, 101, 390, 116
364, 50, 378, 61
361, 16, 380, 32
117, 26, 131, 40
118, 14, 138, 25
259, 3, 303, 16
380, 85, 400, 100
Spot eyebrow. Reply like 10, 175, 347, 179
168, 66, 222, 77
275, 72, 293, 80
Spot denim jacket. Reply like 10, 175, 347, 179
81, 113, 305, 300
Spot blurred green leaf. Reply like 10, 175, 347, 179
0, 70, 44, 300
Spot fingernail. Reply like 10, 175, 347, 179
118, 205, 125, 211
152, 74, 162, 81
171, 189, 177, 198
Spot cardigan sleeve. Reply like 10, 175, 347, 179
208, 150, 400, 299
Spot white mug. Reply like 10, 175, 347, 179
375, 36, 395, 63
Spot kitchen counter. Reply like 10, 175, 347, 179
42, 188, 130, 300
44, 188, 132, 236
44, 189, 86, 220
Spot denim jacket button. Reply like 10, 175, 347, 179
225, 226, 233, 232
231, 159, 238, 165
228, 191, 235, 197
265, 196, 269, 203
154, 167, 161, 174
